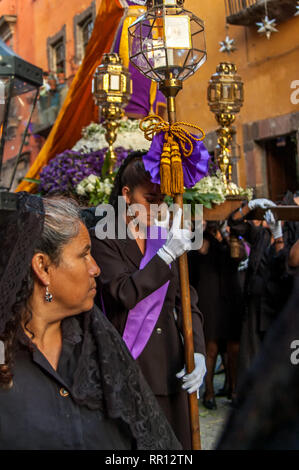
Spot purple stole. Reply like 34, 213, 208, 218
123, 226, 170, 360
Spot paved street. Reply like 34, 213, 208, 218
198, 372, 232, 450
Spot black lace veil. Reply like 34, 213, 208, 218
0, 192, 44, 335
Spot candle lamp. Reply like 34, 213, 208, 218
207, 62, 244, 193
92, 53, 132, 174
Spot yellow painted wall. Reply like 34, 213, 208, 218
176, 0, 299, 186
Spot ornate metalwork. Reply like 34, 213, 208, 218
93, 53, 132, 173
129, 0, 206, 89
208, 62, 244, 192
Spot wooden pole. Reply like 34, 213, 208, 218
167, 93, 202, 451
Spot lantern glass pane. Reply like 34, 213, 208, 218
164, 16, 191, 49
1, 77, 38, 165
0, 77, 10, 128
110, 75, 120, 91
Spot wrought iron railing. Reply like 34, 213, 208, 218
225, 0, 297, 26
225, 0, 258, 16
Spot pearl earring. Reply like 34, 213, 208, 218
45, 286, 53, 303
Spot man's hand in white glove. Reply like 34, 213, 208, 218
157, 207, 192, 265
264, 210, 283, 239
176, 353, 207, 395
248, 198, 276, 210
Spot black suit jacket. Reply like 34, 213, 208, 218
90, 229, 205, 396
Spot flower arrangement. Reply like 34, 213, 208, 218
38, 147, 128, 199
165, 171, 253, 212
190, 171, 253, 206
76, 174, 113, 206
73, 119, 151, 153
37, 118, 253, 211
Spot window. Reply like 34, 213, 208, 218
82, 16, 94, 52
74, 2, 96, 63
47, 26, 66, 76
0, 15, 17, 49
53, 40, 65, 74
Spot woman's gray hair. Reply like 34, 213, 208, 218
36, 197, 84, 265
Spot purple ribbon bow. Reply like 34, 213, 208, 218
143, 131, 210, 189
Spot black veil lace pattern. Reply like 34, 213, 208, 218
0, 193, 44, 335
72, 308, 182, 450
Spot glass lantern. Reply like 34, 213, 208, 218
0, 40, 43, 211
207, 62, 244, 127
128, 0, 206, 85
92, 53, 132, 174
208, 63, 244, 191
92, 53, 132, 114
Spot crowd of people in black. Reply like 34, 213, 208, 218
188, 189, 299, 446
0, 151, 298, 450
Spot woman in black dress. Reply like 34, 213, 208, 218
0, 192, 181, 450
90, 152, 206, 449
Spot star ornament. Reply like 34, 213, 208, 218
219, 36, 237, 54
256, 16, 278, 40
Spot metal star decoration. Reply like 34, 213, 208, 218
219, 35, 237, 54
256, 16, 278, 39
295, 1, 299, 16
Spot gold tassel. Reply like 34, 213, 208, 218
170, 138, 184, 194
160, 134, 172, 196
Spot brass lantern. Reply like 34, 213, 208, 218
128, 0, 206, 106
208, 62, 244, 191
92, 53, 132, 174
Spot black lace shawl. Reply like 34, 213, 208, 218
0, 192, 44, 335
71, 307, 182, 450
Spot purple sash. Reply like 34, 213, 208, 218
123, 226, 169, 360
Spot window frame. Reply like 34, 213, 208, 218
73, 1, 96, 64
47, 25, 67, 76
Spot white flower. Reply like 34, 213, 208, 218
76, 184, 86, 196
72, 119, 151, 153
86, 183, 95, 192
87, 174, 98, 184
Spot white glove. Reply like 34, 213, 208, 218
248, 198, 276, 210
238, 258, 249, 271
176, 353, 206, 395
264, 210, 283, 239
220, 221, 229, 239
157, 207, 192, 265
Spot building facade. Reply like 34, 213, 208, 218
0, 0, 298, 198
177, 0, 299, 200
0, 0, 101, 187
